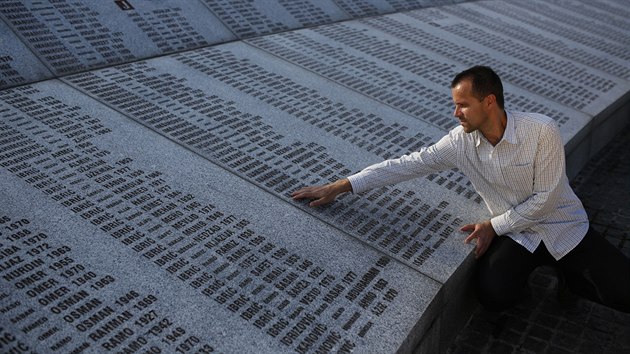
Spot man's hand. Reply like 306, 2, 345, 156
291, 179, 352, 207
461, 220, 497, 259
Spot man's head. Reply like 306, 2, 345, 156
451, 66, 504, 110
451, 66, 505, 135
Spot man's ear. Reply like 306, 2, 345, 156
484, 94, 497, 108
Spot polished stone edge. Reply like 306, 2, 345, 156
566, 91, 630, 180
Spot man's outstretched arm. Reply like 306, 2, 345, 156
292, 133, 458, 207
291, 178, 353, 207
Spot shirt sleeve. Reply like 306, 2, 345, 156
490, 121, 565, 235
347, 132, 458, 194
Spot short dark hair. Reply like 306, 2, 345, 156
451, 66, 504, 109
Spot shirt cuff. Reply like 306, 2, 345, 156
490, 213, 512, 236
346, 173, 366, 194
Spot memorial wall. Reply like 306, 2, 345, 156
2, 1, 630, 353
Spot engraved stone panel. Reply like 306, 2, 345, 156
0, 0, 234, 78
359, 10, 627, 117
245, 18, 593, 144
330, 0, 462, 18
0, 80, 446, 353
436, 3, 630, 81
469, 1, 630, 80
62, 43, 485, 283
2, 1, 630, 353
507, 0, 630, 51
0, 18, 53, 89
200, 0, 350, 39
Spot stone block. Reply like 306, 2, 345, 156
0, 19, 53, 89
0, 0, 234, 78
0, 80, 445, 353
2, 1, 630, 353
62, 42, 485, 284
199, 0, 349, 39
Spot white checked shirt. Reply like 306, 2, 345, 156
347, 111, 589, 260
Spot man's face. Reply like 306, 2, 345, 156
451, 79, 489, 134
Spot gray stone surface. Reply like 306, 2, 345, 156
61, 43, 484, 283
198, 0, 467, 38
0, 18, 53, 88
328, 0, 464, 19
244, 16, 593, 142
0, 0, 234, 81
441, 1, 630, 101
1, 1, 630, 353
0, 0, 467, 89
200, 0, 350, 38
0, 80, 443, 353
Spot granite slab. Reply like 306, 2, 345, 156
330, 0, 463, 18
0, 0, 234, 77
2, 1, 630, 353
0, 79, 444, 353
198, 0, 350, 39
244, 18, 592, 146
435, 1, 630, 116
0, 17, 53, 89
61, 41, 485, 284
470, 1, 630, 81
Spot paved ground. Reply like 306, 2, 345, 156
447, 123, 630, 354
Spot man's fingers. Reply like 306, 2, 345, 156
460, 223, 475, 232
291, 186, 312, 196
475, 238, 490, 258
464, 231, 478, 244
460, 220, 496, 258
291, 185, 333, 207
292, 180, 350, 207
292, 187, 320, 200
292, 192, 310, 200
309, 197, 327, 207
462, 224, 477, 244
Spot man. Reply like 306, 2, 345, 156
292, 66, 630, 313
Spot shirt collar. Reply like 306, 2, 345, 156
502, 110, 517, 145
474, 110, 517, 147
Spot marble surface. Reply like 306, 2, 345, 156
1, 0, 630, 353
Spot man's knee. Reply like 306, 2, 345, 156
474, 235, 539, 311
614, 301, 630, 313
606, 281, 630, 313
561, 228, 630, 313
476, 263, 529, 312
476, 281, 525, 312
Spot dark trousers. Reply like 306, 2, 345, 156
476, 228, 630, 313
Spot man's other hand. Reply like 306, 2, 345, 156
291, 179, 352, 207
461, 220, 497, 259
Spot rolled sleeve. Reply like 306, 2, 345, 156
347, 173, 368, 194
344, 133, 458, 194
490, 213, 512, 236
